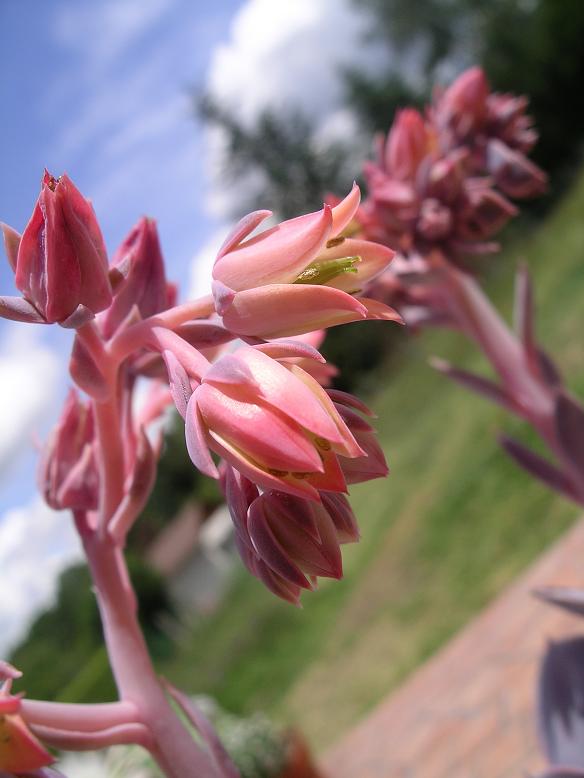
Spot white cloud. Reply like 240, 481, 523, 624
207, 0, 387, 127
0, 324, 61, 472
0, 498, 82, 654
203, 0, 390, 218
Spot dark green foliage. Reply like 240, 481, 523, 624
475, 0, 584, 180
342, 67, 424, 135
352, 0, 469, 74
321, 320, 404, 393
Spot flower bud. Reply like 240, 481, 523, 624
0, 664, 53, 773
221, 464, 362, 603
38, 389, 99, 511
417, 198, 453, 242
13, 171, 112, 324
486, 138, 547, 199
436, 66, 489, 139
385, 109, 429, 180
101, 217, 170, 338
328, 389, 389, 485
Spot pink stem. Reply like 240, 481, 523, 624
70, 312, 221, 776
441, 265, 553, 421
83, 533, 220, 777
439, 263, 584, 500
30, 721, 153, 751
108, 295, 215, 366
22, 700, 137, 732
76, 325, 126, 528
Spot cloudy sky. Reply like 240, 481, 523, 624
0, 0, 386, 655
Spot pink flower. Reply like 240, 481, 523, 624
100, 217, 174, 339
434, 66, 489, 141
38, 389, 99, 511
327, 389, 389, 484
0, 663, 53, 774
384, 108, 431, 181
3, 171, 112, 325
432, 67, 547, 197
174, 342, 363, 501
486, 138, 547, 199
222, 464, 360, 604
211, 186, 401, 337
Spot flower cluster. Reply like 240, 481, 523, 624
219, 389, 386, 604
1, 172, 398, 607
0, 167, 399, 773
342, 68, 547, 330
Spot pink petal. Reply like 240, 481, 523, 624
197, 383, 324, 473
206, 347, 343, 443
357, 297, 405, 323
327, 389, 375, 417
207, 431, 321, 501
213, 206, 332, 291
185, 391, 219, 478
216, 209, 272, 260
321, 492, 360, 543
288, 364, 363, 459
330, 183, 360, 236
219, 283, 369, 338
248, 498, 312, 588
252, 339, 325, 363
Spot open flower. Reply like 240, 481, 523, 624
167, 341, 363, 500
1, 171, 112, 326
211, 185, 401, 337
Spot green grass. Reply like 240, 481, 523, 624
158, 170, 584, 751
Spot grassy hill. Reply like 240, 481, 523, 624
159, 170, 584, 750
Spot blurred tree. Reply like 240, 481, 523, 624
198, 95, 353, 220
342, 67, 424, 135
475, 0, 584, 179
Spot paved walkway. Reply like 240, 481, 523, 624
322, 517, 584, 778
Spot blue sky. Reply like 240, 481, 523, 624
0, 0, 388, 653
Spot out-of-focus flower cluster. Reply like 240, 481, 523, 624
343, 67, 546, 330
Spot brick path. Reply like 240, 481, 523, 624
322, 517, 584, 778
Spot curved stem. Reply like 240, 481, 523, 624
108, 295, 215, 366
83, 534, 220, 777
30, 721, 153, 752
22, 700, 137, 732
